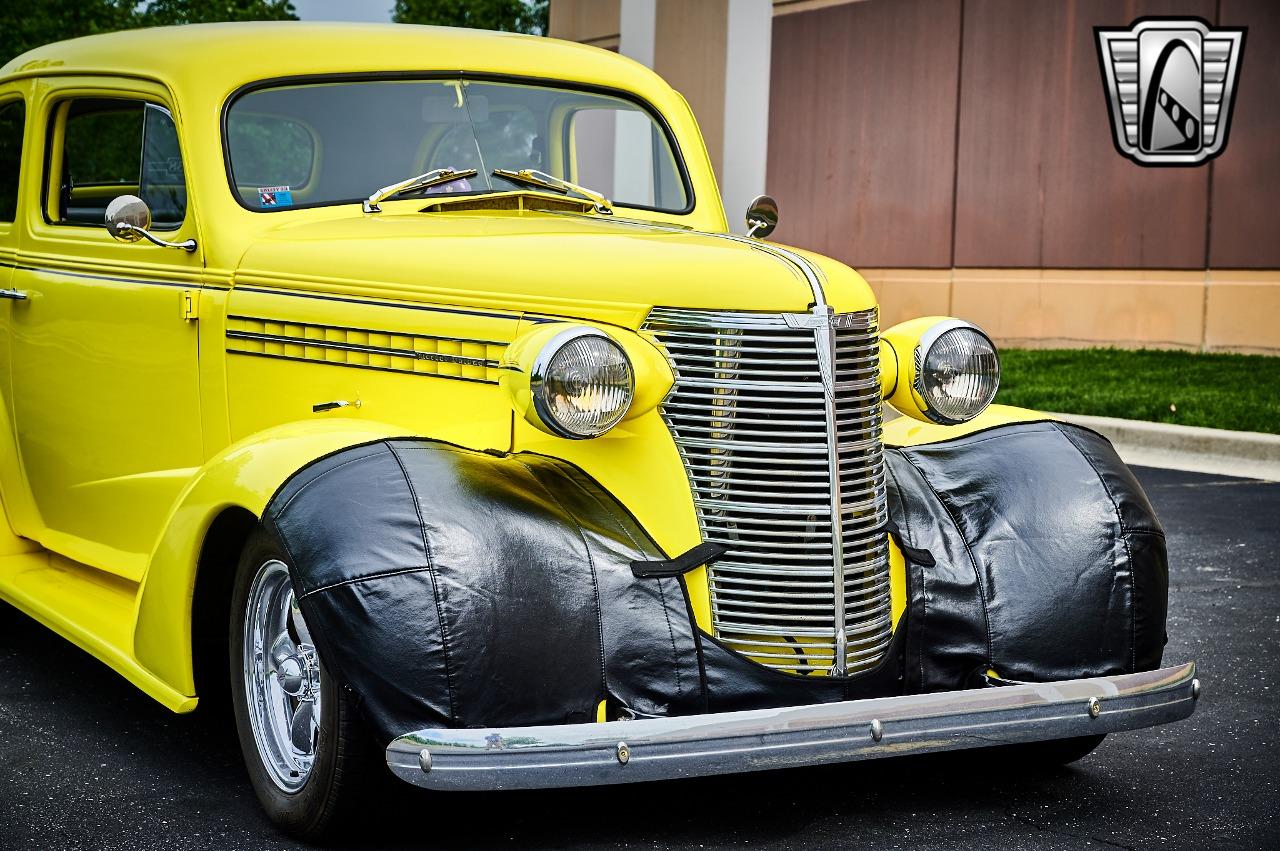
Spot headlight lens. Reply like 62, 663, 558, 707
531, 328, 634, 438
915, 322, 1000, 424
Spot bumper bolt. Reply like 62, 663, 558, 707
1192, 678, 1201, 701
616, 741, 630, 765
1088, 697, 1101, 719
418, 748, 432, 773
870, 719, 884, 743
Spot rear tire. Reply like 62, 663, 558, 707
229, 526, 377, 841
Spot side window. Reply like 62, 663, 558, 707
0, 100, 24, 222
54, 98, 186, 229
140, 105, 187, 225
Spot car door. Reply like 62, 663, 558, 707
0, 80, 42, 539
8, 80, 203, 580
0, 89, 22, 289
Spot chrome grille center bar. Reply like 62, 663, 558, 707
643, 303, 889, 677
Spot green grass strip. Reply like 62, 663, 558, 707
996, 348, 1280, 435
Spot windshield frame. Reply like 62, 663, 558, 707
220, 72, 697, 216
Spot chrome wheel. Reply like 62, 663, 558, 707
243, 558, 322, 793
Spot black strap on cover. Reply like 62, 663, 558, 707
881, 520, 936, 566
631, 542, 728, 578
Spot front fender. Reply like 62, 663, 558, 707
884, 403, 1054, 447
132, 418, 412, 699
265, 439, 905, 743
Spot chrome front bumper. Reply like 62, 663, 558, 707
385, 662, 1198, 791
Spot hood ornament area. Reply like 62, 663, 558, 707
1095, 17, 1246, 166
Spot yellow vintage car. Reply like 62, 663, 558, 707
0, 23, 1197, 840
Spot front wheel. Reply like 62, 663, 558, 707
229, 527, 377, 840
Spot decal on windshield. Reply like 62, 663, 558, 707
258, 186, 293, 208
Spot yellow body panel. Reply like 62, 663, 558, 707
0, 24, 1038, 711
132, 419, 412, 695
884, 404, 1055, 447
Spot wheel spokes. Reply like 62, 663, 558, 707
290, 698, 317, 754
244, 558, 324, 792
268, 631, 306, 695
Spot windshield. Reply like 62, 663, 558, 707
225, 78, 691, 213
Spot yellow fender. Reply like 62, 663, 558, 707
132, 418, 411, 700
884, 403, 1056, 448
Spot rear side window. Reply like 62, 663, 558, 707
53, 98, 187, 229
0, 100, 23, 222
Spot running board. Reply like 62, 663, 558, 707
0, 548, 196, 712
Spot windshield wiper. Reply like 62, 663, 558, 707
492, 169, 613, 215
363, 167, 479, 213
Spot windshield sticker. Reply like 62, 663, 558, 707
258, 186, 293, 208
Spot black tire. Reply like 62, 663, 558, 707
229, 526, 378, 841
996, 734, 1107, 766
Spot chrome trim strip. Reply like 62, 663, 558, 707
226, 329, 497, 368
224, 348, 499, 385
226, 314, 508, 348
386, 663, 1199, 791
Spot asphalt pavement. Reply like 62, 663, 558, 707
1, 466, 1276, 850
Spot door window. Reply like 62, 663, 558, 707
53, 98, 186, 229
0, 99, 23, 222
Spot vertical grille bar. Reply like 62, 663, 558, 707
643, 306, 890, 677
814, 317, 849, 674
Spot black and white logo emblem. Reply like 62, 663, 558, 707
1095, 18, 1246, 166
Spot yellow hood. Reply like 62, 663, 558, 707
231, 209, 875, 328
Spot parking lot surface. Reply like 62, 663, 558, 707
1, 466, 1276, 850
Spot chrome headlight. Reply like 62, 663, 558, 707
913, 320, 1000, 424
530, 328, 635, 438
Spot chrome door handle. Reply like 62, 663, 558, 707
0, 288, 27, 300
312, 399, 362, 413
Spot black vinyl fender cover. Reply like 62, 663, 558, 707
263, 439, 708, 741
261, 422, 1169, 744
884, 420, 1169, 691
262, 438, 903, 744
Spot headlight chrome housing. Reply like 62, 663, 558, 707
529, 328, 635, 438
912, 320, 1000, 424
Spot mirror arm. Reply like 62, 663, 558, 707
113, 222, 197, 253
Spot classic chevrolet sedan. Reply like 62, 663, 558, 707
0, 23, 1197, 840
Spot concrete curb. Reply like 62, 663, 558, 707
1050, 412, 1280, 482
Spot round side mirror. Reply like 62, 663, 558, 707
105, 195, 152, 243
745, 194, 779, 239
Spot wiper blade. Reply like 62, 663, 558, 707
364, 167, 479, 213
492, 169, 613, 215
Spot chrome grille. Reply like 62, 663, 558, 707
643, 306, 890, 676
